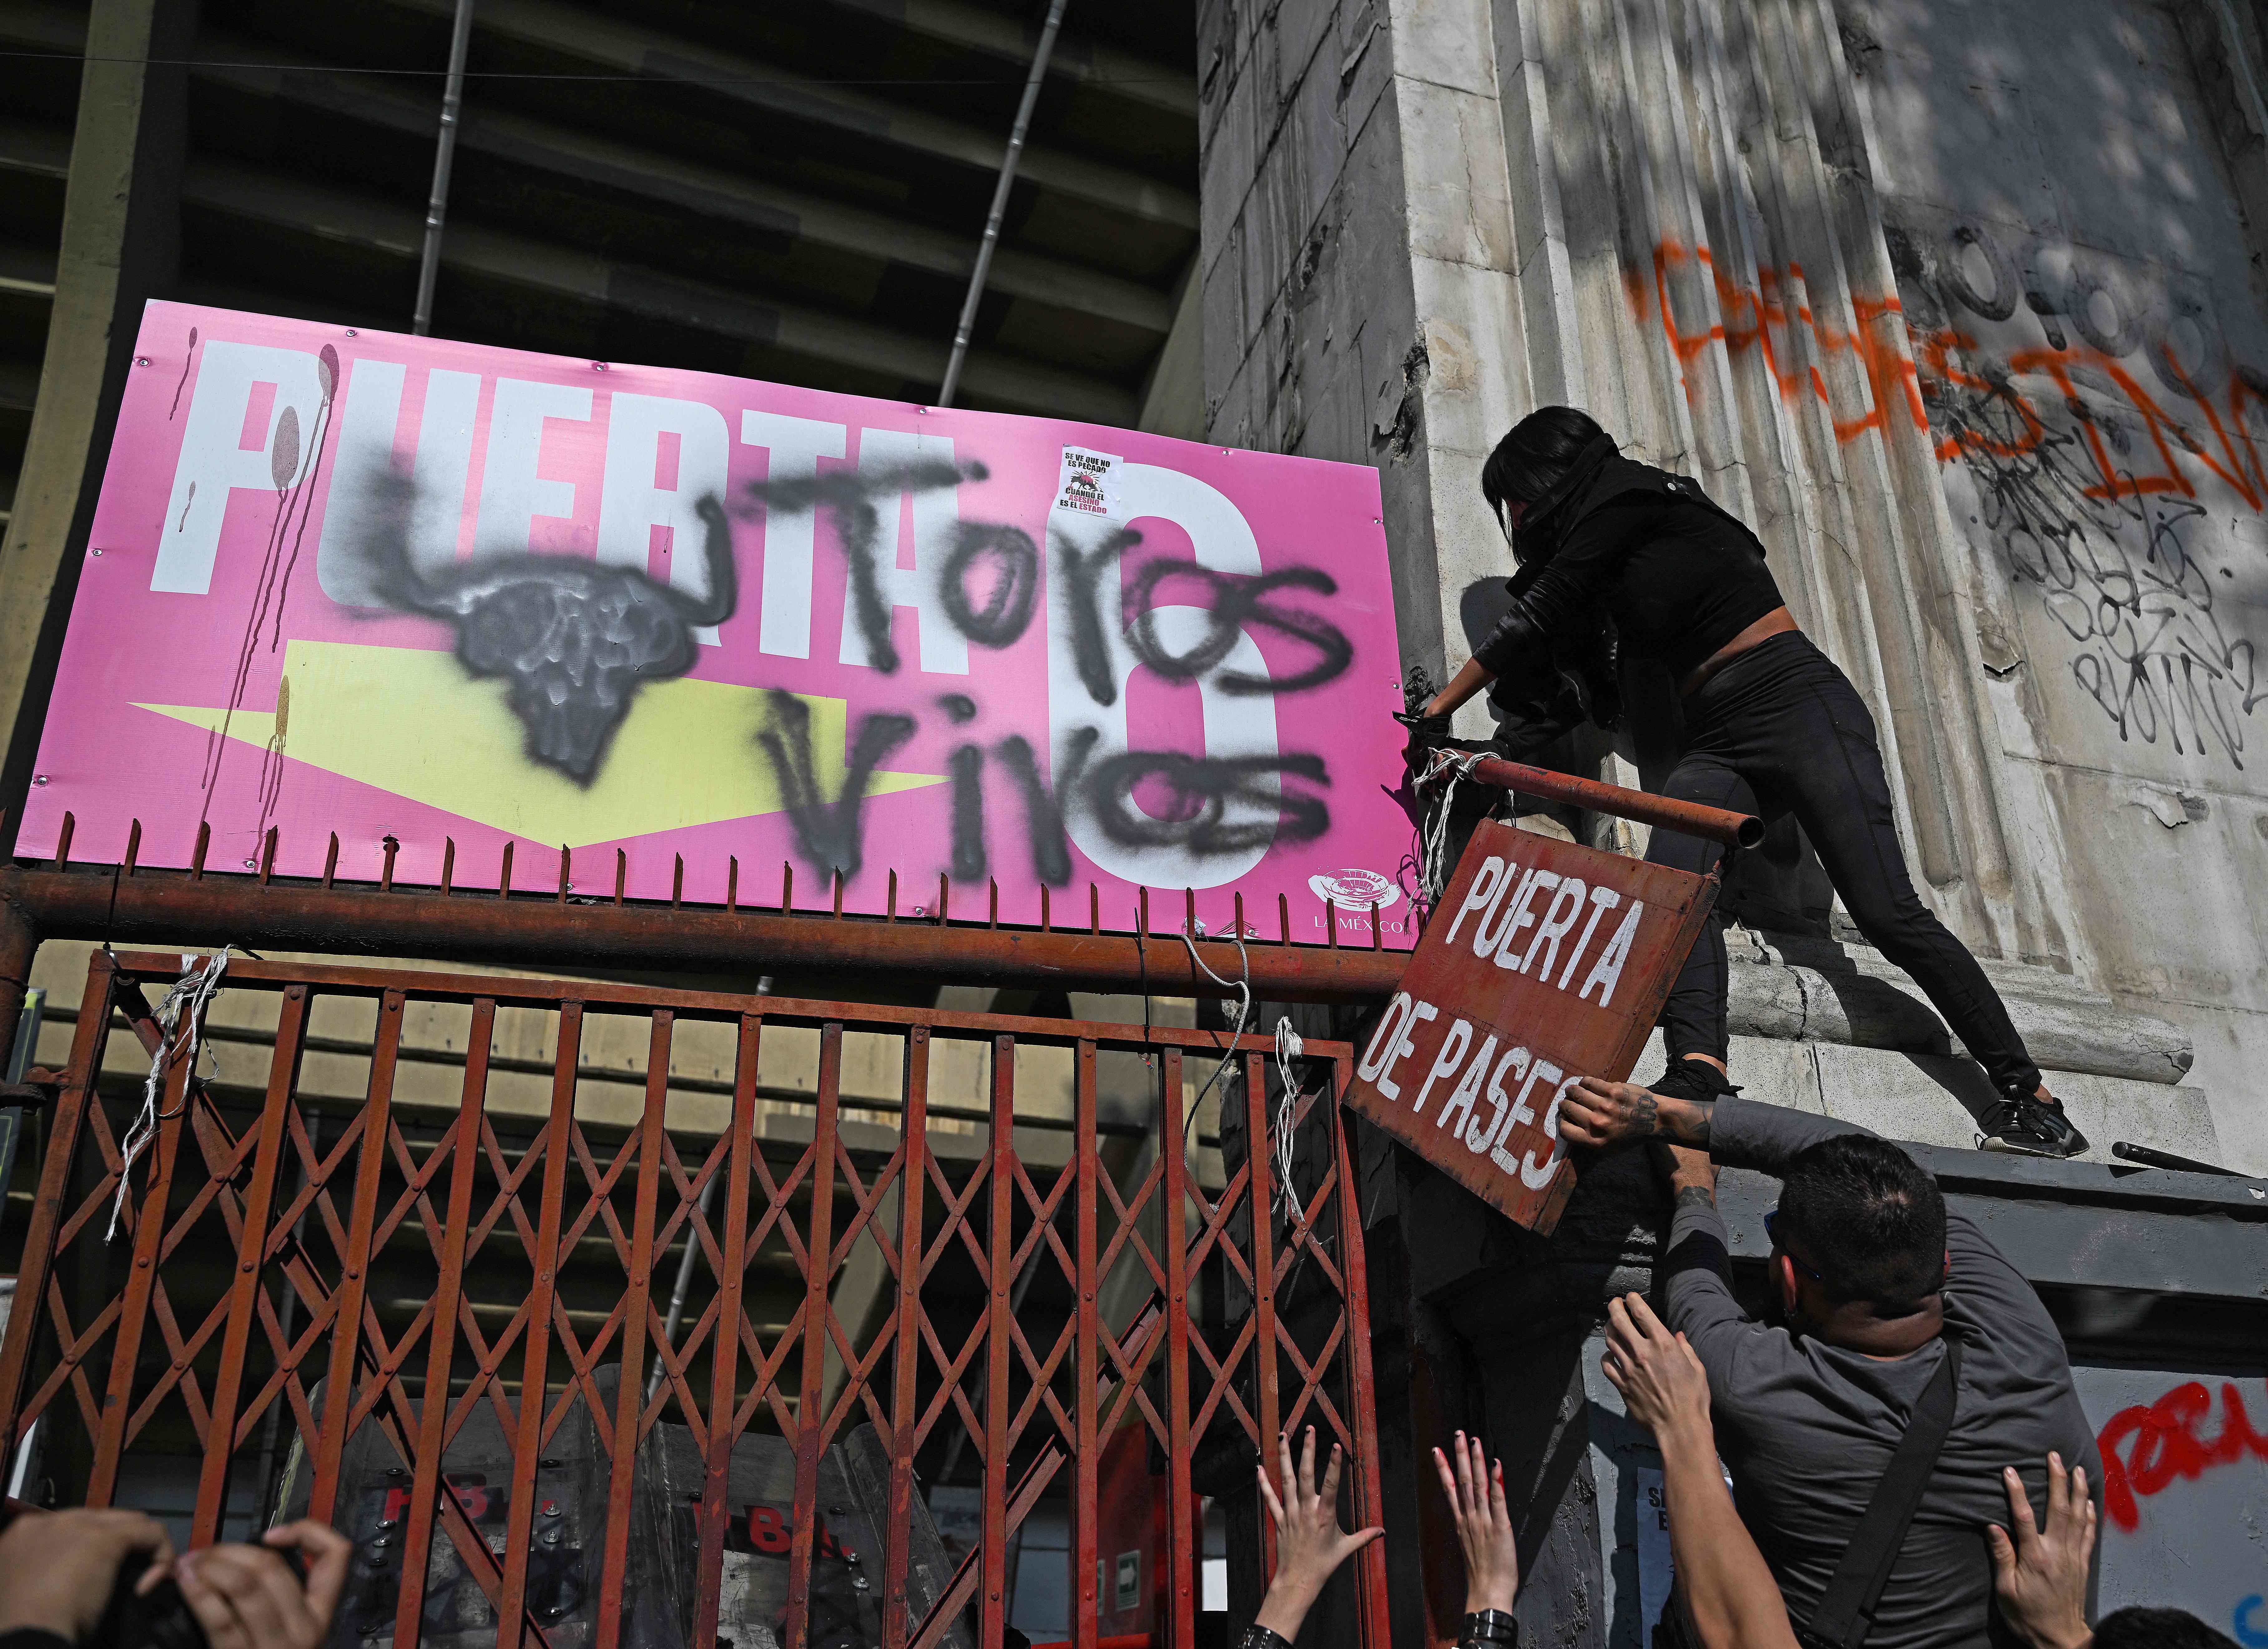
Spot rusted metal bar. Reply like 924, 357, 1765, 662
1243, 1048, 1283, 1466
308, 990, 406, 1524
87, 1032, 196, 1502
1072, 1039, 1100, 1649
1464, 755, 1762, 848
784, 1023, 844, 1649
1159, 1046, 1197, 1649
0, 892, 38, 1082
2, 866, 1404, 1002
190, 984, 310, 1545
596, 1011, 672, 1649
0, 954, 115, 1448
395, 998, 497, 1649
881, 1026, 932, 1649
694, 1014, 761, 1649
980, 1033, 1017, 1648
497, 1000, 582, 1649
1333, 1061, 1394, 1647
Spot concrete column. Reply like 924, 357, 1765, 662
1194, 0, 2037, 947
0, 0, 196, 828
1197, 0, 1530, 725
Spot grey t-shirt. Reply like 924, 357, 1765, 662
1665, 1098, 2102, 1649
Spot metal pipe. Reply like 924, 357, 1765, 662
937, 0, 1069, 406
412, 0, 478, 337
2110, 1140, 2246, 1178
0, 896, 38, 1083
1, 866, 1406, 1003
644, 1172, 718, 1406
1465, 756, 1763, 849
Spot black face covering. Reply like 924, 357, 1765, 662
1508, 432, 1620, 567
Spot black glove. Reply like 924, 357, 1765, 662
1394, 710, 1452, 777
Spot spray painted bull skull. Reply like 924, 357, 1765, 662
352, 471, 737, 784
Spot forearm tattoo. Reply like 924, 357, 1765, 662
1629, 1088, 1659, 1137
1675, 1184, 1717, 1212
1667, 1099, 1714, 1146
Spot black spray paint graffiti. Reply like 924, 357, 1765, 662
338, 459, 1353, 884
753, 691, 917, 883
1930, 384, 2258, 765
743, 464, 1355, 887
1902, 217, 2265, 768
353, 470, 738, 783
743, 459, 1039, 673
216, 339, 338, 851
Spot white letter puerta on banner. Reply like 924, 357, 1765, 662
1346, 819, 1719, 1233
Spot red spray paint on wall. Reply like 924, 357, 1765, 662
2094, 1379, 2268, 1532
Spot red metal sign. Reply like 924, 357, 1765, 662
1344, 822, 1718, 1233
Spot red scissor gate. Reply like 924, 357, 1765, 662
0, 950, 1388, 1649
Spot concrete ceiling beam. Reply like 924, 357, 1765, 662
822, 0, 1200, 120
190, 43, 1175, 336
0, 0, 87, 55
180, 156, 1141, 422
388, 0, 1199, 232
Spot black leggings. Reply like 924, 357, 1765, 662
1643, 631, 2043, 1099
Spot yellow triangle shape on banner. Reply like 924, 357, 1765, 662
136, 639, 943, 848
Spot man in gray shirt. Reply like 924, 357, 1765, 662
1558, 1080, 2101, 1649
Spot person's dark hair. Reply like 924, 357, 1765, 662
2093, 1609, 2240, 1649
1775, 1135, 1946, 1310
1480, 407, 1609, 516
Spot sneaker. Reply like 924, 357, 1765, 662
1977, 1094, 2089, 1158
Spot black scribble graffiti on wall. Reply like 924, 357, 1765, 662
754, 691, 917, 881
742, 459, 982, 673
219, 340, 338, 848
1120, 562, 1354, 694
1921, 351, 2262, 770
1055, 525, 1139, 706
1061, 724, 1332, 855
355, 471, 738, 783
947, 743, 987, 881
938, 521, 1040, 646
992, 733, 1072, 885
332, 453, 1357, 887
1906, 217, 2265, 769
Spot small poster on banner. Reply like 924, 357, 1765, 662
1342, 821, 1717, 1233
1054, 446, 1121, 518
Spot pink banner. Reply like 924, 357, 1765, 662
22, 302, 1415, 944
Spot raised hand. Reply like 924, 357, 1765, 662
1600, 1292, 1713, 1443
1253, 1425, 1384, 1641
1433, 1429, 1519, 1614
1986, 1454, 2096, 1649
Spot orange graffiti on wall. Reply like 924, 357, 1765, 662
1633, 238, 1927, 448
1629, 233, 2266, 766
1628, 237, 2268, 513
1919, 328, 2268, 512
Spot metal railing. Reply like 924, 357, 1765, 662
0, 949, 1389, 1649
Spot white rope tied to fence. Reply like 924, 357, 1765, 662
1416, 746, 1489, 905
1272, 1017, 1308, 1232
110, 949, 230, 1241
1178, 928, 1252, 1142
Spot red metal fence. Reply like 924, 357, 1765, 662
0, 948, 1388, 1649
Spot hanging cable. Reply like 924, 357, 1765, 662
1271, 1017, 1308, 1231
111, 949, 230, 1240
1178, 928, 1252, 1151
1414, 746, 1489, 906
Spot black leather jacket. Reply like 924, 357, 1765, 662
1476, 434, 1780, 758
